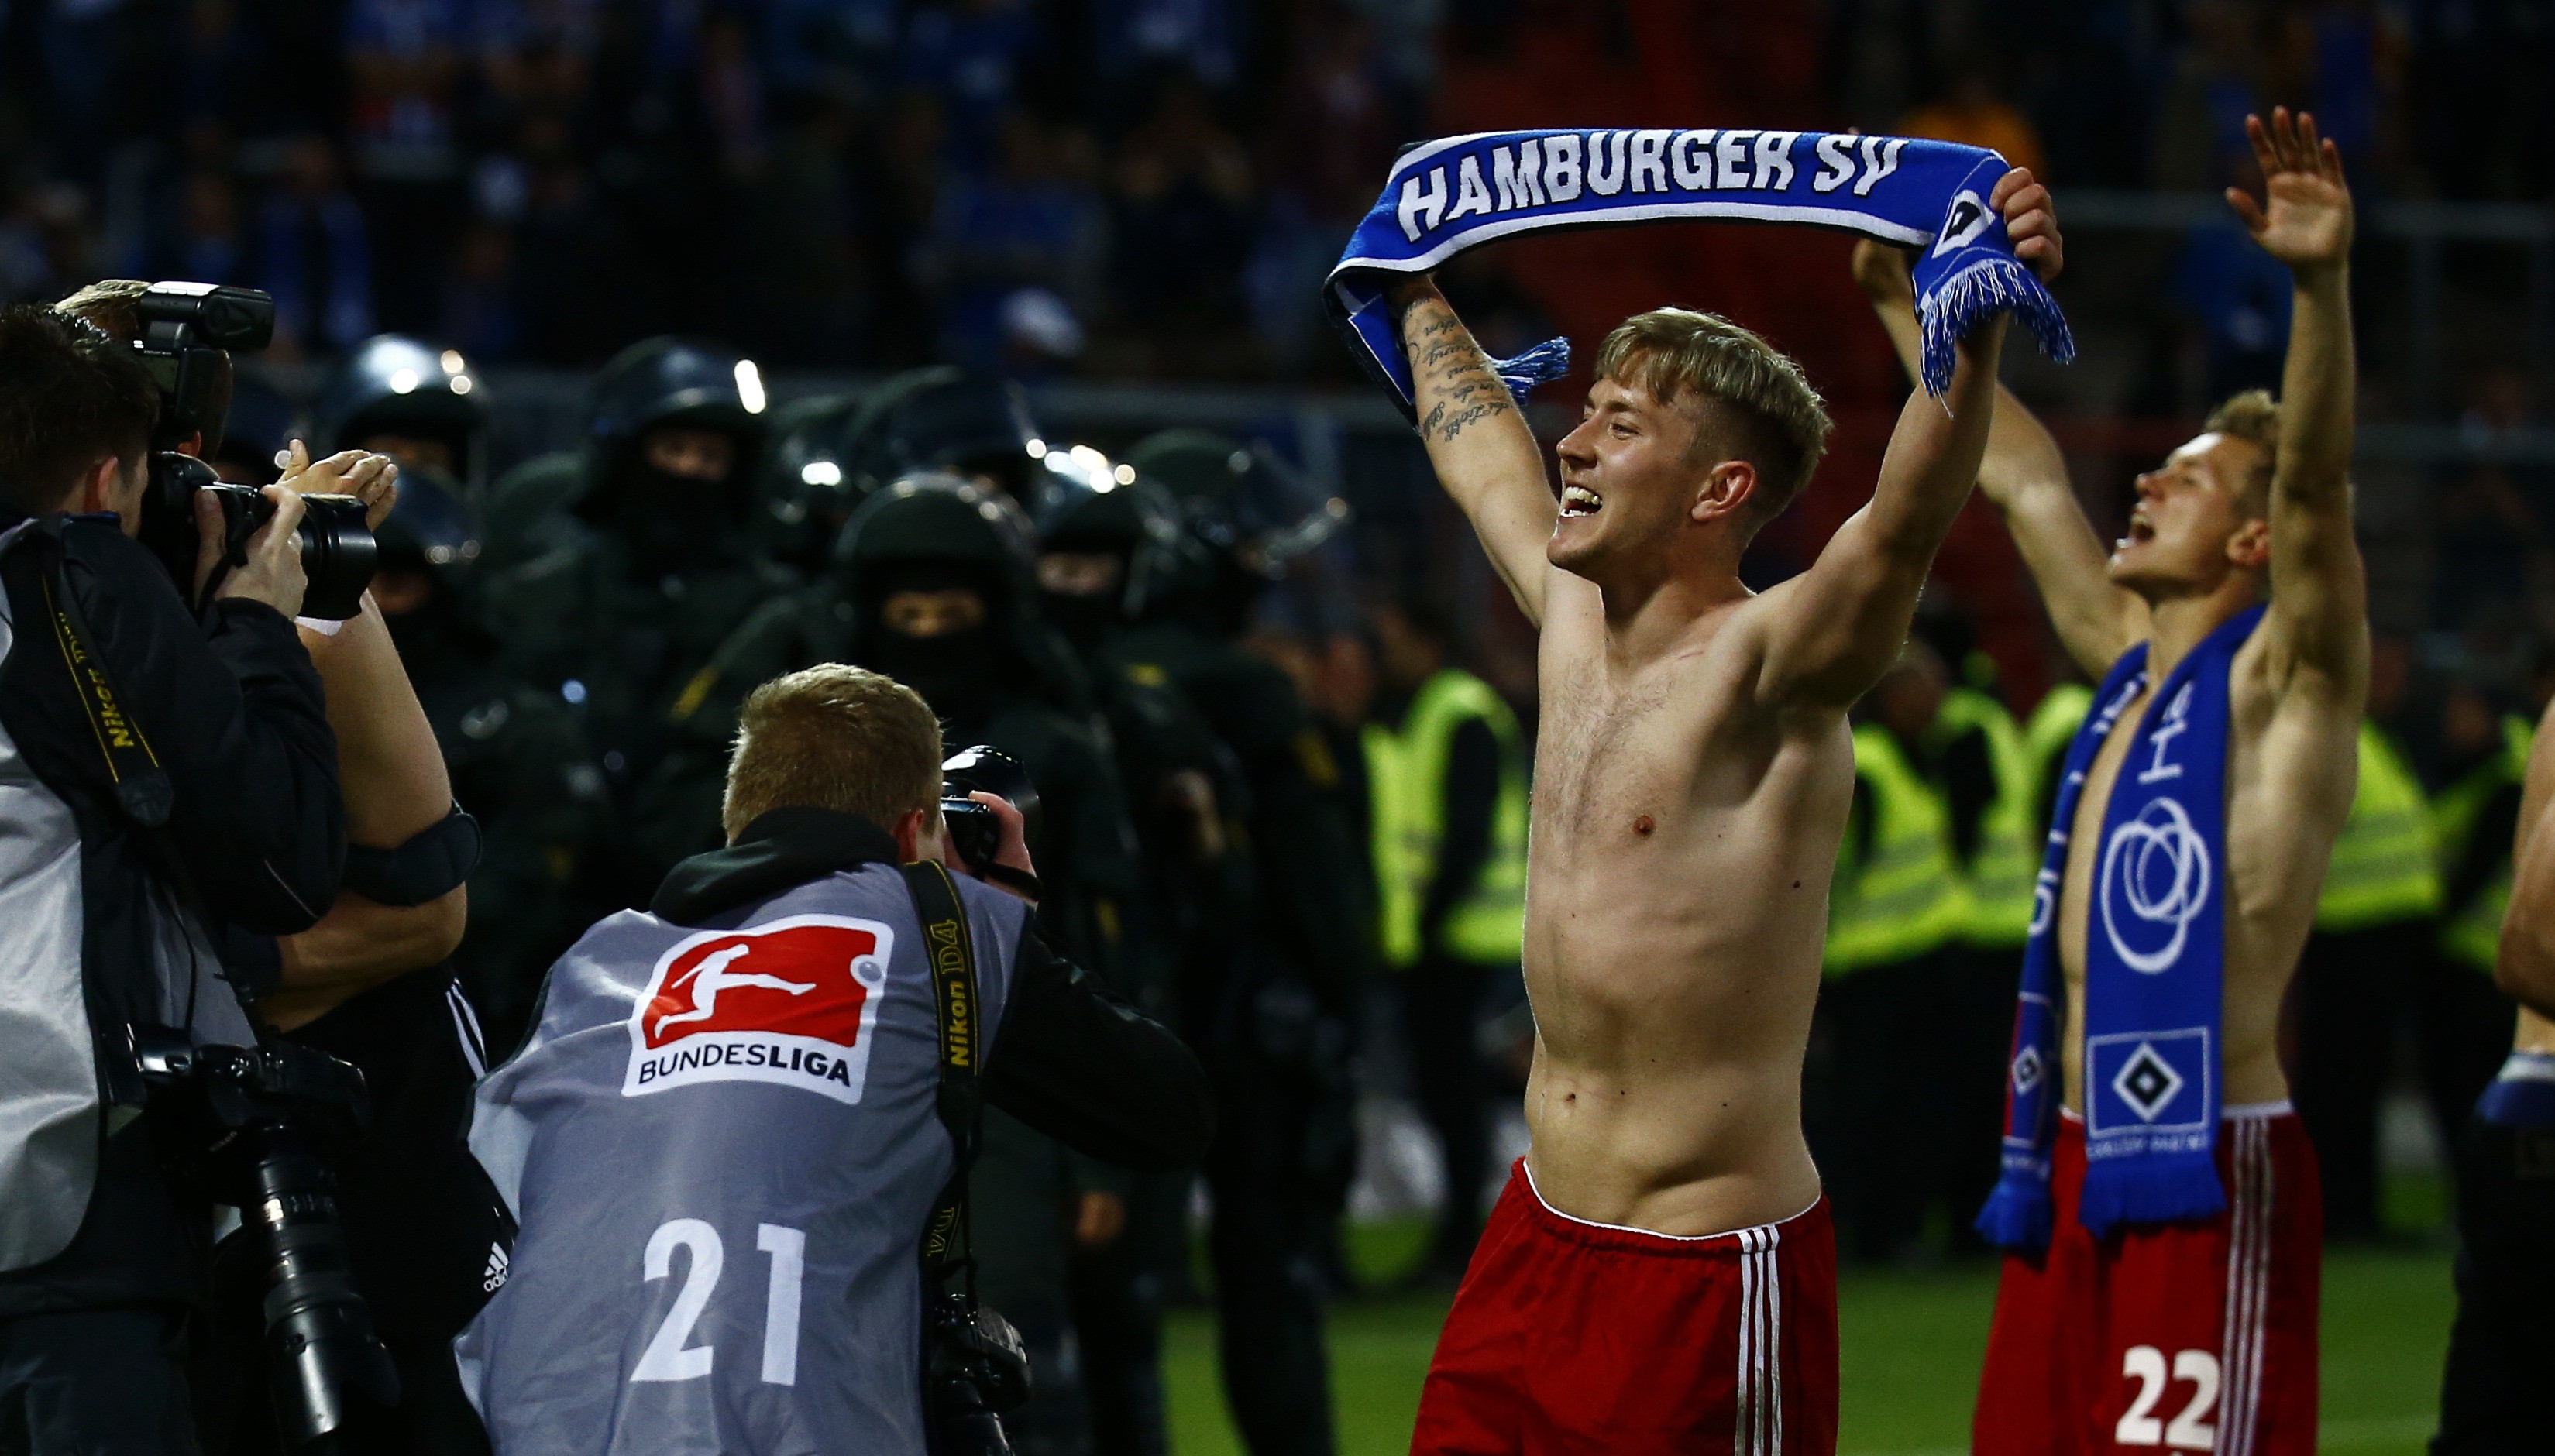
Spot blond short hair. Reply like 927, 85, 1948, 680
1594, 307, 1834, 524
2203, 389, 2280, 515
721, 664, 944, 843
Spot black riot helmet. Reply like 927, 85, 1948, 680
834, 473, 1083, 718
1026, 443, 1185, 636
836, 367, 1042, 503
754, 390, 867, 570
316, 334, 490, 493
581, 336, 772, 545
1122, 428, 1352, 628
370, 469, 489, 658
375, 468, 484, 579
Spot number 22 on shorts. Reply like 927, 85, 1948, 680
2116, 1345, 2220, 1450
630, 1218, 808, 1386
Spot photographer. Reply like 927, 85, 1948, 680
0, 305, 342, 1444
59, 284, 496, 1454
457, 664, 1211, 1455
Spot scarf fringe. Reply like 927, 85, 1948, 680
2077, 1160, 2229, 1239
1491, 336, 1573, 404
1974, 1176, 2054, 1254
1917, 256, 2079, 397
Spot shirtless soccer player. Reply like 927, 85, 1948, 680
1856, 110, 2361, 1456
1389, 171, 2062, 1454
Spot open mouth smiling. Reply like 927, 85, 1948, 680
1559, 483, 1604, 518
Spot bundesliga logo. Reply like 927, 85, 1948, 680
623, 914, 893, 1105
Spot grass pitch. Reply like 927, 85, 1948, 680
1163, 1220, 2459, 1454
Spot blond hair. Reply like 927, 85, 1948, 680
721, 664, 944, 843
1593, 307, 1834, 524
2203, 389, 2280, 515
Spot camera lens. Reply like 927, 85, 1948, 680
291, 496, 379, 621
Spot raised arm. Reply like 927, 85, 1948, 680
2234, 108, 2368, 702
1758, 170, 2062, 708
2497, 694, 2555, 1018
1388, 279, 1559, 625
1850, 240, 2142, 678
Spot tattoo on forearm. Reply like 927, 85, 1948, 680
1405, 302, 1515, 445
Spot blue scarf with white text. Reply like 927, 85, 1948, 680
1324, 129, 2075, 417
1977, 605, 2266, 1251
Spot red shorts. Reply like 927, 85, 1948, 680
1412, 1161, 1838, 1455
1975, 1104, 2321, 1456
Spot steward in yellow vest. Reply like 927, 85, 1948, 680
1815, 646, 1967, 1262
2023, 680, 2094, 843
1363, 666, 1529, 970
1361, 601, 1531, 1282
2437, 711, 2535, 974
1928, 685, 2037, 950
1827, 721, 1967, 974
2294, 715, 2447, 1239
2316, 720, 2442, 934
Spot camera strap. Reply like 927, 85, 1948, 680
31, 541, 175, 829
901, 860, 985, 1297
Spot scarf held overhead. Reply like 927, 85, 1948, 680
1325, 128, 2075, 417
1976, 604, 2268, 1252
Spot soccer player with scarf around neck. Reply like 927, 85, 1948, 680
1386, 168, 2058, 1451
1861, 109, 2361, 1454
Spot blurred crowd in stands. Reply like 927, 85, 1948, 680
3, 0, 2550, 383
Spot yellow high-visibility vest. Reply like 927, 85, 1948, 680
2315, 721, 2441, 932
1826, 724, 1967, 975
2436, 714, 2535, 973
1362, 669, 1529, 968
1930, 687, 2037, 949
2023, 682, 2095, 836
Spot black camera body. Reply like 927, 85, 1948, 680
131, 282, 275, 449
136, 452, 378, 620
126, 1026, 398, 1452
939, 745, 1040, 872
924, 1291, 1032, 1455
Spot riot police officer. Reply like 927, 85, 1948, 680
476, 337, 795, 907
317, 334, 491, 499
1032, 448, 1254, 1456
1107, 428, 1367, 1456
685, 474, 1150, 1455
752, 366, 1048, 572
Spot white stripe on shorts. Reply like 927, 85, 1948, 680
1733, 1223, 1784, 1455
2213, 1114, 2271, 1454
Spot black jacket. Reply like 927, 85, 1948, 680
652, 808, 1214, 1170
0, 511, 343, 1315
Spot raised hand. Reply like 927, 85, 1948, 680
273, 438, 401, 529
1990, 167, 2062, 282
2227, 108, 2354, 274
1848, 237, 1915, 307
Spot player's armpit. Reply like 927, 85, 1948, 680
1392, 280, 1559, 624
1753, 318, 2006, 709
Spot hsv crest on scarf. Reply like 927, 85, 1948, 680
1976, 604, 2268, 1252
1322, 128, 2075, 420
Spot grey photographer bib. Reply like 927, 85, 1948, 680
456, 864, 1026, 1456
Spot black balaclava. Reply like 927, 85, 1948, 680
1036, 537, 1133, 651
857, 561, 1005, 723
598, 433, 747, 573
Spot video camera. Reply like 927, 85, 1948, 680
119, 283, 379, 619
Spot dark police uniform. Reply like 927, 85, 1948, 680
477, 338, 797, 910
1112, 428, 1370, 1456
